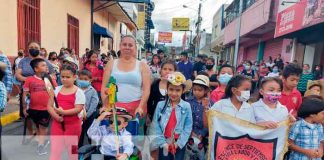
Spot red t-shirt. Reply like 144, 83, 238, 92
85, 63, 103, 92
23, 75, 57, 111
210, 87, 225, 103
164, 108, 179, 139
279, 88, 302, 117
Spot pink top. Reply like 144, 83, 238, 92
85, 63, 103, 92
210, 87, 225, 103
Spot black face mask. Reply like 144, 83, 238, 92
18, 52, 24, 57
29, 49, 40, 57
206, 64, 214, 70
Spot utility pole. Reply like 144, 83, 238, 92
233, 0, 243, 67
195, 1, 202, 57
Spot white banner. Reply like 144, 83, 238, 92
207, 110, 289, 160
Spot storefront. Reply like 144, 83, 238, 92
275, 0, 324, 68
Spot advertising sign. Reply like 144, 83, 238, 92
172, 18, 190, 31
158, 32, 172, 43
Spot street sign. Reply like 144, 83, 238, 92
172, 18, 190, 31
158, 32, 172, 43
137, 11, 145, 29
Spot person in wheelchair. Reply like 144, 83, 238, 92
87, 107, 134, 160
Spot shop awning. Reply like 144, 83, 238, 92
93, 23, 113, 38
106, 2, 138, 31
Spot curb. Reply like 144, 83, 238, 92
1, 111, 20, 126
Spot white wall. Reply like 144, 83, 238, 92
303, 44, 315, 67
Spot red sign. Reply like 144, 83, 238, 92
158, 32, 172, 43
214, 132, 276, 160
275, 0, 324, 38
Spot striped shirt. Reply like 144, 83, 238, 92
297, 72, 314, 92
0, 82, 7, 112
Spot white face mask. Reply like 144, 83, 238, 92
236, 91, 250, 102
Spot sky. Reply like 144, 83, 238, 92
151, 0, 233, 46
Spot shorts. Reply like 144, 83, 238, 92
27, 109, 50, 128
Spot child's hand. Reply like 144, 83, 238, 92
305, 149, 320, 158
116, 153, 128, 160
56, 115, 64, 122
97, 111, 111, 121
23, 108, 28, 117
54, 107, 65, 115
168, 143, 177, 155
202, 98, 209, 108
288, 109, 296, 123
257, 121, 278, 129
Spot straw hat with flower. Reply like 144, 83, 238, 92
166, 72, 192, 92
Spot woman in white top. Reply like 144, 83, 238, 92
211, 75, 256, 123
252, 77, 290, 129
101, 35, 151, 117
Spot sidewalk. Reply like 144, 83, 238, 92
1, 96, 20, 126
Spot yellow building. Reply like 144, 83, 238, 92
0, 0, 137, 60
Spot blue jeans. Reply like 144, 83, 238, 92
158, 146, 186, 160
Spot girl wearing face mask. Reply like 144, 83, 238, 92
211, 75, 256, 122
252, 77, 290, 129
210, 64, 234, 103
267, 65, 280, 78
241, 61, 259, 93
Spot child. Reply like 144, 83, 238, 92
23, 58, 56, 155
266, 65, 280, 78
211, 75, 256, 122
147, 60, 177, 121
47, 65, 85, 160
186, 75, 213, 160
279, 63, 303, 117
210, 64, 234, 103
151, 72, 193, 160
288, 97, 324, 160
252, 77, 289, 129
87, 107, 134, 160
307, 82, 322, 96
77, 69, 99, 147
0, 62, 7, 112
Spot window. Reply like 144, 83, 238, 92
17, 0, 41, 50
67, 14, 79, 56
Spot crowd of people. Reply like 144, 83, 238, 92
0, 35, 323, 160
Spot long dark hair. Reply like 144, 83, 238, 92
223, 75, 251, 99
48, 52, 57, 60
84, 50, 97, 66
150, 54, 161, 66
160, 60, 177, 71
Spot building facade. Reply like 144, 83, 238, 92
0, 0, 137, 61
275, 0, 324, 69
223, 0, 294, 65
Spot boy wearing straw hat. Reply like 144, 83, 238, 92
87, 107, 134, 160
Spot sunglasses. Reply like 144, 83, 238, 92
109, 119, 122, 126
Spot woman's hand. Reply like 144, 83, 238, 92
116, 153, 128, 160
135, 106, 144, 117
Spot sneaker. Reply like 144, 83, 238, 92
36, 145, 48, 156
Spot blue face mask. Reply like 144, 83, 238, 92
273, 68, 278, 73
218, 73, 233, 85
245, 65, 251, 70
77, 80, 91, 88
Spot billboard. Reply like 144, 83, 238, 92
172, 18, 190, 31
137, 11, 145, 30
275, 0, 324, 37
158, 32, 172, 43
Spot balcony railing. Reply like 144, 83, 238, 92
224, 0, 257, 26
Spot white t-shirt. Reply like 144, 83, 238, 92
266, 72, 279, 78
211, 98, 256, 123
252, 99, 288, 123
266, 62, 275, 68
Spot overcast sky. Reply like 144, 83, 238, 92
152, 0, 233, 46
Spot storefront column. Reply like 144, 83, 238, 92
257, 41, 265, 62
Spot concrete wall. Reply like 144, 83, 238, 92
41, 0, 91, 55
0, 0, 18, 56
224, 0, 273, 44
